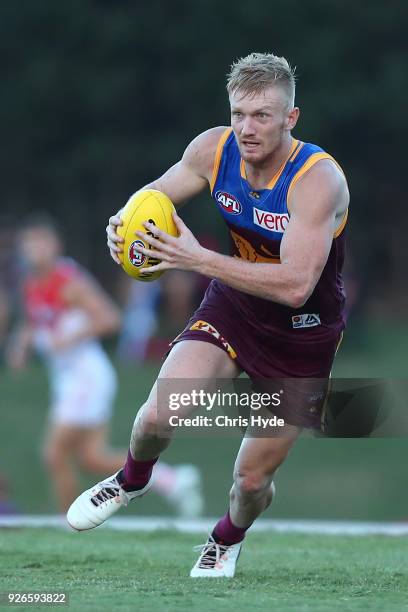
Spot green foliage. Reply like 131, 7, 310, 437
1, 0, 407, 306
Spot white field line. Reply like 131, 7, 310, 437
1, 515, 408, 536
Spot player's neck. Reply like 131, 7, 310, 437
244, 134, 294, 190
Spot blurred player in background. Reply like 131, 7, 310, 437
68, 52, 349, 577
7, 215, 203, 516
7, 215, 123, 512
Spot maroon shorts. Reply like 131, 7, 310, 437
171, 281, 343, 431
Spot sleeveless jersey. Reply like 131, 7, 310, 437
24, 257, 79, 330
210, 128, 348, 338
23, 258, 109, 372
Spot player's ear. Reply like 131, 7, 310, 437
286, 107, 300, 131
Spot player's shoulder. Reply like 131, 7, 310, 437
293, 143, 348, 198
190, 126, 230, 149
58, 261, 100, 304
288, 142, 349, 217
307, 158, 347, 188
183, 126, 230, 176
54, 257, 82, 282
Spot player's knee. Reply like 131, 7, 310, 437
137, 401, 173, 438
232, 447, 288, 498
233, 469, 271, 499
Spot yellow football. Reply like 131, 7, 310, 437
117, 189, 178, 281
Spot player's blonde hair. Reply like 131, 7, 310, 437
227, 52, 296, 107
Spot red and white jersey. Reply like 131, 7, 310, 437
22, 258, 110, 374
24, 257, 79, 330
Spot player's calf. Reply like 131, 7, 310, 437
230, 469, 276, 525
129, 400, 176, 459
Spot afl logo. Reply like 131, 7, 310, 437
215, 190, 242, 215
129, 240, 146, 267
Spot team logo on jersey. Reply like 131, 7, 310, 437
129, 240, 146, 267
253, 207, 289, 233
249, 190, 261, 199
215, 191, 242, 214
292, 314, 321, 329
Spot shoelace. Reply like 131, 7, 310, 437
90, 478, 122, 507
194, 537, 230, 569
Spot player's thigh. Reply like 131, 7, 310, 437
160, 340, 240, 379
234, 419, 302, 482
139, 340, 241, 426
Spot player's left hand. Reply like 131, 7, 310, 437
135, 212, 207, 275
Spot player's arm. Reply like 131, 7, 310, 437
106, 127, 226, 264
5, 322, 33, 370
144, 128, 225, 204
138, 160, 349, 307
50, 275, 121, 351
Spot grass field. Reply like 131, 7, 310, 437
1, 527, 407, 611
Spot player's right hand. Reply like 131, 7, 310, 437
106, 209, 124, 264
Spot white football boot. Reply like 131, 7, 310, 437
190, 483, 276, 577
66, 471, 152, 531
190, 535, 242, 578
